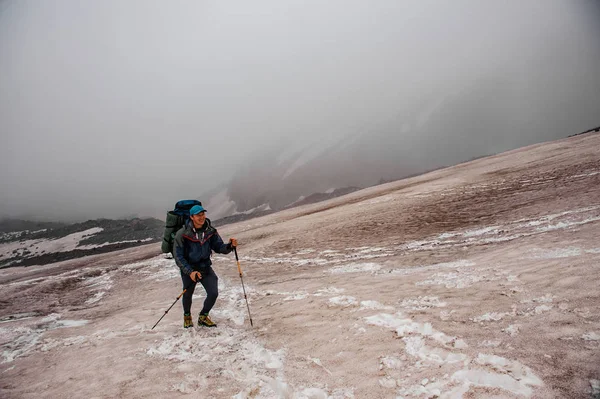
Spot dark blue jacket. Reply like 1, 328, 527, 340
173, 219, 233, 275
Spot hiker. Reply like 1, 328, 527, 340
173, 204, 238, 328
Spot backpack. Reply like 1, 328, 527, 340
161, 199, 202, 254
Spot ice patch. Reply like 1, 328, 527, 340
359, 301, 395, 311
402, 336, 467, 364
365, 313, 457, 347
379, 377, 397, 388
356, 247, 386, 254
396, 380, 445, 398
39, 313, 88, 328
404, 360, 545, 398
313, 287, 345, 296
243, 254, 331, 267
380, 355, 404, 370
394, 205, 600, 255
83, 271, 114, 305
283, 292, 308, 301
0, 313, 38, 324
148, 329, 284, 370
416, 270, 489, 289
516, 205, 600, 225
294, 387, 355, 399
582, 332, 600, 341
1, 326, 43, 363
390, 260, 475, 276
503, 324, 520, 336
85, 273, 113, 290
123, 256, 180, 282
366, 313, 542, 397
328, 263, 381, 274
479, 340, 502, 347
85, 292, 105, 305
521, 294, 554, 304
528, 247, 582, 259
57, 319, 89, 328
144, 265, 180, 281
212, 285, 254, 326
41, 336, 87, 352
472, 312, 509, 322
534, 305, 553, 314
591, 379, 600, 398
296, 249, 316, 255
0, 314, 88, 363
328, 296, 357, 307
463, 226, 500, 237
570, 171, 600, 178
468, 354, 543, 394
440, 310, 456, 321
399, 296, 447, 311
346, 246, 370, 251
574, 308, 592, 318
451, 366, 541, 397
438, 232, 457, 239
536, 216, 600, 232
151, 320, 353, 399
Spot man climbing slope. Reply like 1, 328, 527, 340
173, 204, 238, 328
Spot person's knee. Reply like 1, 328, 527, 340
207, 287, 218, 300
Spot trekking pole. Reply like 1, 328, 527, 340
234, 247, 253, 327
151, 286, 189, 330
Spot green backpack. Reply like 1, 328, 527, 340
161, 200, 202, 254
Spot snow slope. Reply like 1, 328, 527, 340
1, 132, 599, 398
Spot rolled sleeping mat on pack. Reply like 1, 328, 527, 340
161, 211, 183, 253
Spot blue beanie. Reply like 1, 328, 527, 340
189, 205, 207, 215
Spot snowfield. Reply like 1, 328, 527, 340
1, 132, 600, 398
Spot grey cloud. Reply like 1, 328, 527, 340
1, 0, 599, 221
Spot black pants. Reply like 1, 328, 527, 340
181, 267, 219, 315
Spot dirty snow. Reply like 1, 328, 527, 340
2, 133, 600, 398
0, 227, 104, 261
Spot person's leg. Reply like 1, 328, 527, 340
199, 268, 219, 315
181, 272, 197, 315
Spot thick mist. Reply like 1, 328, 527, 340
1, 1, 599, 222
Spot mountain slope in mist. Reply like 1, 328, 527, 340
0, 218, 162, 268
207, 71, 600, 218
1, 131, 599, 398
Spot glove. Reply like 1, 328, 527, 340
229, 238, 238, 248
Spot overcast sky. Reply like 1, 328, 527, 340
1, 1, 599, 222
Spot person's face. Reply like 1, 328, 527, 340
191, 211, 206, 227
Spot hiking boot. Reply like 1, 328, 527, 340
183, 313, 193, 328
198, 313, 217, 327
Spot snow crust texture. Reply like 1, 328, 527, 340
1, 132, 600, 398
